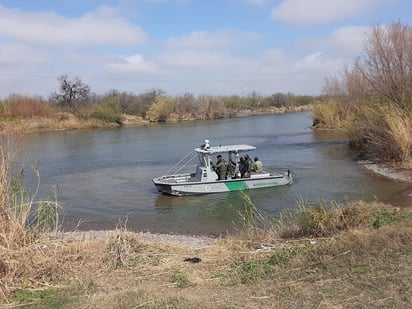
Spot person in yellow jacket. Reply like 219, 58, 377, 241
253, 157, 263, 173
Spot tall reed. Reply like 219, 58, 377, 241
344, 103, 412, 166
0, 137, 60, 250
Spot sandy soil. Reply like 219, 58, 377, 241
53, 230, 216, 249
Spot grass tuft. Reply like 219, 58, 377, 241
170, 270, 194, 289
277, 199, 376, 238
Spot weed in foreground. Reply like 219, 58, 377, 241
11, 288, 71, 309
0, 137, 63, 301
372, 207, 405, 228
105, 223, 143, 269
277, 198, 378, 238
170, 270, 194, 289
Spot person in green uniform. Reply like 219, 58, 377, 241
244, 154, 253, 178
213, 155, 227, 180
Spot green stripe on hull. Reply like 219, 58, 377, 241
225, 181, 248, 191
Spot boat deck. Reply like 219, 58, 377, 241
155, 171, 282, 185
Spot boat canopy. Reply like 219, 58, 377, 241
194, 144, 256, 154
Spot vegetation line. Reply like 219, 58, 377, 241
312, 21, 412, 168
0, 83, 313, 134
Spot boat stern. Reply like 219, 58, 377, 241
285, 169, 293, 185
152, 175, 191, 196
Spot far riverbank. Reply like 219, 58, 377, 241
0, 105, 311, 135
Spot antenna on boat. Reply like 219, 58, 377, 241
201, 139, 210, 150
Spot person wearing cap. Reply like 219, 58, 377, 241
213, 155, 227, 180
243, 154, 253, 178
253, 157, 263, 173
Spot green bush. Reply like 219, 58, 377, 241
79, 100, 123, 124
372, 208, 404, 228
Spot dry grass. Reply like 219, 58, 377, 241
315, 22, 412, 167
312, 100, 351, 130
0, 113, 120, 134
313, 100, 412, 168
1, 95, 55, 119
346, 103, 412, 167
0, 137, 61, 300
2, 196, 411, 308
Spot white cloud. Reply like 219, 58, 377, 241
104, 44, 335, 96
242, 0, 272, 6
157, 50, 246, 71
294, 51, 323, 68
0, 5, 146, 46
143, 0, 190, 4
328, 26, 369, 54
107, 54, 157, 73
0, 43, 51, 65
0, 2, 373, 98
167, 30, 261, 49
296, 25, 369, 58
271, 0, 388, 25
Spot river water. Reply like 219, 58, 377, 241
20, 112, 408, 235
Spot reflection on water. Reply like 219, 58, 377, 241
20, 112, 409, 235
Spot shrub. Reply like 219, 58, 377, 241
372, 208, 405, 228
145, 97, 173, 122
346, 103, 412, 164
311, 100, 353, 129
278, 200, 376, 238
3, 95, 54, 118
316, 22, 412, 166
79, 100, 123, 124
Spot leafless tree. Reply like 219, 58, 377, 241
50, 75, 91, 112
355, 22, 412, 109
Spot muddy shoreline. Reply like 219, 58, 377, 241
361, 162, 412, 207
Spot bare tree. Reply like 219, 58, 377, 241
355, 22, 412, 108
50, 75, 91, 112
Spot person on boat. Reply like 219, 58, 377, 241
253, 157, 263, 173
238, 157, 246, 178
213, 155, 227, 180
227, 152, 236, 179
243, 154, 253, 178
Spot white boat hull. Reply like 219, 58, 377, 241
153, 172, 293, 196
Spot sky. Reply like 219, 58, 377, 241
0, 0, 411, 98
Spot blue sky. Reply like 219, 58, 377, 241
0, 0, 411, 98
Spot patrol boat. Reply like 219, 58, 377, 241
153, 139, 293, 196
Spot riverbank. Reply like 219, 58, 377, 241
361, 162, 412, 207
0, 105, 310, 135
2, 200, 411, 308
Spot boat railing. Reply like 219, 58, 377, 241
156, 173, 195, 184
249, 172, 272, 179
163, 151, 198, 176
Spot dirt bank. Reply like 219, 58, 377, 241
361, 162, 412, 207
55, 230, 216, 249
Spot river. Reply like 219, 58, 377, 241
20, 112, 408, 235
